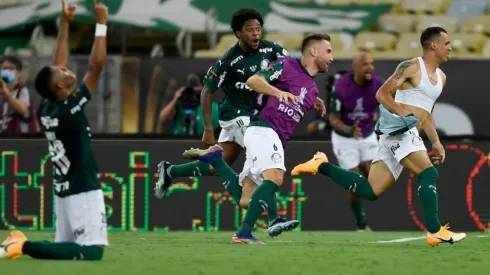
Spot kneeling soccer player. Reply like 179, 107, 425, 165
1, 0, 109, 260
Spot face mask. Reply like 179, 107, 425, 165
0, 70, 16, 84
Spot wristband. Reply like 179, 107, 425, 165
95, 23, 107, 37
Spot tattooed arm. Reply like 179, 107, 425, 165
375, 59, 419, 116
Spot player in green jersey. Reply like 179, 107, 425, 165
1, 0, 108, 261
155, 8, 300, 237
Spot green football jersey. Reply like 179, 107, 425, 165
203, 40, 288, 121
39, 84, 100, 198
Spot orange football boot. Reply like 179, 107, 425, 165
0, 230, 27, 259
291, 152, 329, 176
426, 224, 466, 246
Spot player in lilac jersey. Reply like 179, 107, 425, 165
182, 33, 333, 244
329, 52, 382, 231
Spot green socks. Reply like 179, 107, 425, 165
237, 180, 278, 236
22, 241, 104, 261
207, 156, 280, 223
349, 198, 366, 224
318, 163, 377, 201
267, 193, 279, 222
208, 156, 243, 203
319, 162, 441, 233
168, 159, 243, 204
417, 166, 442, 233
168, 161, 213, 178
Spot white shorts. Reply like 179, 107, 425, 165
217, 116, 250, 148
372, 127, 426, 180
55, 189, 109, 246
331, 131, 379, 170
238, 126, 286, 186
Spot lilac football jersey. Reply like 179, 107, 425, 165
330, 72, 382, 136
250, 57, 319, 146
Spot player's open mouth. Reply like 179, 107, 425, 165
252, 39, 259, 46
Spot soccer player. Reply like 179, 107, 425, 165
182, 33, 333, 244
329, 51, 381, 231
155, 8, 300, 237
1, 0, 109, 260
292, 27, 467, 246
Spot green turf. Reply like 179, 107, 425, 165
1, 231, 487, 275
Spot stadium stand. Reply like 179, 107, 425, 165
446, 0, 488, 29
462, 15, 490, 34
451, 32, 487, 53
320, 0, 352, 5
400, 0, 447, 14
483, 39, 490, 57
377, 14, 417, 33
191, 0, 490, 59
2, 0, 490, 60
327, 32, 355, 53
352, 0, 401, 4
389, 33, 424, 58
0, 0, 23, 6
264, 32, 304, 50
194, 34, 237, 58
416, 15, 460, 32
353, 32, 397, 52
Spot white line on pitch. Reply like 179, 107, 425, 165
372, 236, 426, 243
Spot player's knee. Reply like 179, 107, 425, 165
239, 197, 250, 209
267, 176, 283, 186
418, 166, 438, 184
365, 191, 378, 201
262, 169, 284, 186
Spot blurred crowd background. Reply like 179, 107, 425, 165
0, 0, 488, 138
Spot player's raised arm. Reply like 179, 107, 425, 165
53, 0, 75, 67
246, 63, 297, 102
375, 59, 419, 116
83, 0, 108, 94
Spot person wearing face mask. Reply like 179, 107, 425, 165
0, 55, 38, 133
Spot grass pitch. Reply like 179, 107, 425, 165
1, 231, 488, 275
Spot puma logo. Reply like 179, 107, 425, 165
259, 200, 268, 211
223, 181, 230, 189
193, 167, 202, 177
349, 183, 358, 192
237, 68, 245, 75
